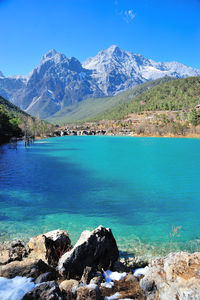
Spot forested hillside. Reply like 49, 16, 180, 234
0, 96, 55, 144
93, 77, 200, 121
48, 77, 174, 124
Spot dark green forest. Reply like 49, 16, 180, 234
93, 77, 200, 121
0, 96, 55, 144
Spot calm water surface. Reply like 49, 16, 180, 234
0, 136, 200, 255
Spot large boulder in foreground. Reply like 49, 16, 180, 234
140, 251, 200, 300
22, 281, 63, 300
57, 225, 119, 278
0, 258, 55, 279
28, 229, 71, 267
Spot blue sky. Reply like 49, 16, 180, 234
0, 0, 199, 76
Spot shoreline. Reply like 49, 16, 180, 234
132, 133, 200, 139
1, 132, 200, 148
1, 227, 199, 299
104, 133, 200, 139
40, 132, 200, 140
0, 228, 199, 260
53, 126, 200, 139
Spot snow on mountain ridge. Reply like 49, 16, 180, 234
82, 45, 200, 95
0, 45, 200, 119
8, 75, 28, 82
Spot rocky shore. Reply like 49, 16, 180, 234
0, 226, 200, 300
53, 114, 200, 139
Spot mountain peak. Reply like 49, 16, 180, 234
1, 46, 200, 120
42, 49, 57, 60
108, 44, 119, 51
40, 49, 67, 65
103, 45, 122, 56
68, 56, 83, 72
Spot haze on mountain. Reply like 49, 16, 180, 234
0, 45, 200, 120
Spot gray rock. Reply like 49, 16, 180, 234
57, 225, 119, 278
0, 258, 55, 279
35, 271, 55, 284
22, 280, 63, 300
140, 277, 155, 292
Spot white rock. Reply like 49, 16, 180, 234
133, 266, 149, 277
104, 270, 127, 281
105, 292, 121, 299
101, 281, 114, 288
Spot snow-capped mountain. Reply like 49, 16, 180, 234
20, 49, 103, 118
0, 49, 103, 118
0, 46, 199, 119
83, 45, 200, 95
0, 76, 27, 108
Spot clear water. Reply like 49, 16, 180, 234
0, 136, 200, 255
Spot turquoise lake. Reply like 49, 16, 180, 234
0, 136, 200, 255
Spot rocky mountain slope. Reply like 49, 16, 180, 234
83, 45, 200, 95
0, 46, 200, 119
47, 77, 174, 124
0, 50, 103, 119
